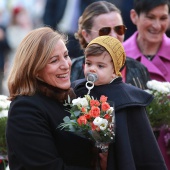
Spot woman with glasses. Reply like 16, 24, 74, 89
71, 0, 150, 90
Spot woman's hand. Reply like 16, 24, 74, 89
99, 152, 108, 170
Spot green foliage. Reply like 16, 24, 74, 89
146, 91, 170, 128
0, 117, 7, 155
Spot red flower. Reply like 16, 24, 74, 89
90, 106, 100, 117
100, 95, 108, 103
77, 115, 87, 125
90, 99, 100, 107
84, 113, 91, 119
101, 102, 110, 111
81, 107, 86, 113
91, 122, 100, 131
104, 113, 110, 120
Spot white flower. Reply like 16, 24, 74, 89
146, 80, 170, 94
0, 95, 11, 115
145, 89, 152, 94
72, 97, 88, 107
99, 119, 108, 131
0, 95, 8, 100
93, 117, 108, 131
0, 110, 8, 118
93, 117, 103, 126
106, 107, 114, 114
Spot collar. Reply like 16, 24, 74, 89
37, 80, 76, 103
125, 32, 170, 61
156, 34, 170, 61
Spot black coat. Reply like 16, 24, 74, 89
72, 77, 167, 170
6, 91, 98, 170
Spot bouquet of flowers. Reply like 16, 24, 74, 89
58, 94, 115, 152
0, 95, 11, 156
145, 80, 170, 128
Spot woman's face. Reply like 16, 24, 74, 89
37, 39, 72, 89
134, 4, 169, 43
83, 12, 125, 43
84, 51, 115, 86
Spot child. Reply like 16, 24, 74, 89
72, 36, 167, 170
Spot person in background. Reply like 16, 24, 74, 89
6, 27, 106, 170
43, 0, 97, 59
123, 0, 170, 168
71, 1, 150, 90
111, 0, 136, 40
123, 0, 170, 82
72, 35, 167, 170
0, 26, 9, 95
3, 6, 33, 95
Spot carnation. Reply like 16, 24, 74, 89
72, 97, 88, 107
145, 80, 170, 128
99, 119, 108, 131
93, 117, 103, 126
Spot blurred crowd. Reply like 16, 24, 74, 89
1, 0, 170, 96
0, 0, 47, 95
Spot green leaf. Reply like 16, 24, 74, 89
74, 110, 81, 117
0, 117, 7, 154
63, 116, 71, 123
67, 95, 71, 104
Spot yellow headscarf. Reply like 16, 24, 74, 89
87, 36, 126, 76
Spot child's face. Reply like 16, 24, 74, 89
84, 51, 116, 86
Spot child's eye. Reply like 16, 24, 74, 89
85, 62, 91, 66
98, 65, 104, 68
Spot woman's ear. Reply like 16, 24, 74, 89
130, 9, 138, 25
82, 29, 91, 43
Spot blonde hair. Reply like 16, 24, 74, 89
8, 27, 67, 100
75, 1, 121, 49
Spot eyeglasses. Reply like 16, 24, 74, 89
98, 25, 127, 36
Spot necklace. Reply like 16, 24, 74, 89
144, 55, 155, 61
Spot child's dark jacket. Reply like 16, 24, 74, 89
72, 77, 167, 170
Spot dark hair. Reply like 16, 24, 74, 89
134, 0, 170, 15
75, 1, 121, 49
84, 44, 114, 69
85, 44, 106, 57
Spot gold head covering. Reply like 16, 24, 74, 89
87, 36, 126, 76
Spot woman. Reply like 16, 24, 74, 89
71, 1, 150, 89
123, 0, 170, 82
123, 0, 170, 168
6, 27, 103, 170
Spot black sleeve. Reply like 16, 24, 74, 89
127, 107, 167, 170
